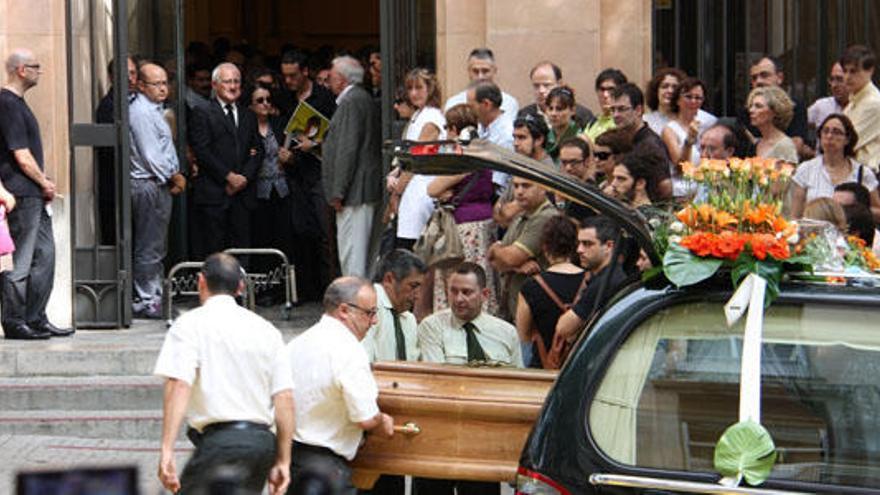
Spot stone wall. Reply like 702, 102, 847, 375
0, 0, 72, 327
436, 0, 653, 114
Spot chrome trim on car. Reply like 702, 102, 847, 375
589, 473, 811, 494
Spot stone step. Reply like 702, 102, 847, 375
0, 376, 163, 411
0, 409, 166, 440
0, 434, 192, 495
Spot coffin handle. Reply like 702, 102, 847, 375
394, 421, 421, 436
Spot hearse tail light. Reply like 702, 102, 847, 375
516, 466, 569, 495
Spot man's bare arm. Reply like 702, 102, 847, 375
158, 378, 191, 494
12, 149, 53, 198
268, 389, 294, 495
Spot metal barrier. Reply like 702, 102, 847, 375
162, 248, 297, 327
162, 262, 256, 327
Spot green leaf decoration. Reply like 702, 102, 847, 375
714, 420, 778, 486
662, 243, 723, 287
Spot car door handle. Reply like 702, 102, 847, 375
394, 422, 421, 436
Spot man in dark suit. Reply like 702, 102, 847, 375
322, 56, 382, 279
188, 62, 261, 259
279, 50, 337, 301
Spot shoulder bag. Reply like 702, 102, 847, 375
413, 172, 481, 268
531, 271, 589, 369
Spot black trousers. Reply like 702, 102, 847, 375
180, 426, 276, 495
288, 441, 356, 495
192, 199, 251, 261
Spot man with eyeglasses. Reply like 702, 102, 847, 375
286, 276, 395, 495
128, 63, 183, 318
0, 48, 72, 340
609, 83, 673, 200
808, 62, 849, 132
189, 62, 261, 260
558, 137, 598, 221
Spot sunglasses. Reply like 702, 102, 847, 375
254, 96, 271, 104
594, 151, 613, 160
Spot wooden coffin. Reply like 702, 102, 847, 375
351, 361, 556, 488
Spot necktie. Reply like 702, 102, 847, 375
391, 310, 406, 360
463, 322, 487, 362
224, 103, 236, 127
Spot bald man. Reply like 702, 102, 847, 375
128, 63, 180, 318
0, 49, 72, 339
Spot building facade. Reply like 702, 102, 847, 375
1, 0, 876, 328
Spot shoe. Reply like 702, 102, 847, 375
133, 305, 162, 319
34, 322, 74, 337
4, 323, 51, 340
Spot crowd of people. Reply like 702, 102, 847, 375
4, 35, 880, 494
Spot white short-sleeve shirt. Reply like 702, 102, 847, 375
792, 156, 878, 204
398, 107, 447, 240
153, 295, 293, 432
286, 314, 380, 460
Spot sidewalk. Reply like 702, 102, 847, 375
0, 301, 324, 494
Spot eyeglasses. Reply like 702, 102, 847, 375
598, 85, 616, 94
142, 80, 168, 87
253, 96, 271, 104
220, 78, 241, 85
594, 151, 613, 160
560, 159, 585, 167
346, 302, 378, 318
820, 127, 847, 137
24, 63, 41, 71
609, 105, 632, 114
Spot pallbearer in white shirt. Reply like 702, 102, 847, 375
286, 277, 395, 495
154, 253, 295, 495
362, 249, 427, 362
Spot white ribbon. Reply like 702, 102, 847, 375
723, 273, 767, 424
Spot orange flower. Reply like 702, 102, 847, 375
680, 232, 715, 257
713, 210, 739, 230
676, 206, 697, 228
749, 233, 773, 260
767, 237, 790, 260
711, 231, 747, 260
697, 204, 715, 224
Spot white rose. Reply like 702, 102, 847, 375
670, 221, 685, 233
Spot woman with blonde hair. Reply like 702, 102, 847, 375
804, 197, 848, 233
747, 85, 798, 163
389, 68, 446, 251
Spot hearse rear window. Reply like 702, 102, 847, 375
588, 301, 880, 488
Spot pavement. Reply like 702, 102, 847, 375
0, 301, 324, 495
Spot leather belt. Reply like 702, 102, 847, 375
202, 420, 270, 436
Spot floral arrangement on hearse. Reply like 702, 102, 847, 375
655, 157, 804, 303
652, 156, 880, 302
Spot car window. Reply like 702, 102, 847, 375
588, 300, 880, 488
